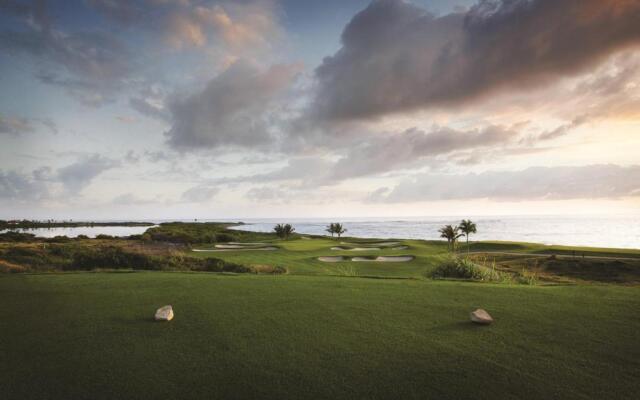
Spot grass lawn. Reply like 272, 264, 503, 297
1, 272, 639, 400
187, 236, 640, 283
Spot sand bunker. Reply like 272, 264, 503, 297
228, 242, 269, 246
331, 246, 381, 251
352, 256, 413, 262
375, 256, 414, 262
321, 255, 414, 262
318, 256, 346, 262
341, 241, 401, 248
193, 246, 278, 252
391, 246, 409, 250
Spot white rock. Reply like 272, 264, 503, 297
155, 305, 174, 321
470, 308, 493, 325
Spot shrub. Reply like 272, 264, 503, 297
248, 264, 288, 274
0, 231, 37, 242
429, 256, 506, 282
76, 235, 90, 240
215, 233, 235, 243
95, 234, 115, 240
46, 236, 72, 243
70, 246, 157, 270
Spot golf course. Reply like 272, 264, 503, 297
1, 223, 639, 399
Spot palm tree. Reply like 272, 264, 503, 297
326, 223, 336, 237
282, 223, 295, 240
459, 219, 477, 254
439, 224, 463, 252
274, 223, 295, 240
333, 223, 347, 238
274, 224, 285, 238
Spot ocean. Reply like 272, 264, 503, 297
229, 216, 640, 249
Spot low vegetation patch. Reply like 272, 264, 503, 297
0, 243, 267, 274
429, 256, 509, 282
145, 222, 274, 244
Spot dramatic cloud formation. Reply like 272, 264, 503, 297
1, 0, 639, 218
311, 0, 640, 121
166, 61, 302, 150
370, 165, 640, 203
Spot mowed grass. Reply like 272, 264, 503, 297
1, 272, 639, 400
188, 236, 640, 280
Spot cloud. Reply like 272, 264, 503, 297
166, 60, 302, 150
87, 0, 143, 25
56, 154, 120, 193
181, 184, 220, 202
0, 115, 35, 135
0, 115, 57, 135
245, 186, 290, 203
0, 169, 50, 202
311, 0, 640, 121
210, 124, 522, 187
329, 124, 517, 181
163, 1, 283, 56
0, 1, 132, 107
369, 164, 640, 203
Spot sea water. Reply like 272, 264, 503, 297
228, 215, 640, 249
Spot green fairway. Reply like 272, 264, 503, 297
1, 272, 639, 400
187, 236, 640, 283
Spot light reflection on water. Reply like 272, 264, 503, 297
0, 225, 153, 238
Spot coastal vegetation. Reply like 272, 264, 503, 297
325, 222, 347, 238
438, 224, 463, 251
0, 220, 154, 229
273, 223, 295, 240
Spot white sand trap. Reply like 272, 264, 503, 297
376, 256, 414, 262
228, 242, 268, 246
331, 246, 381, 251
318, 256, 346, 262
215, 244, 246, 249
392, 246, 409, 250
341, 241, 400, 247
351, 257, 375, 262
193, 247, 278, 252
352, 256, 414, 262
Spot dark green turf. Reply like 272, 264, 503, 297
1, 272, 638, 400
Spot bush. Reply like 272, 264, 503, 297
70, 246, 158, 271
76, 235, 90, 240
215, 233, 235, 243
0, 231, 37, 242
95, 234, 115, 240
429, 256, 506, 282
46, 236, 72, 243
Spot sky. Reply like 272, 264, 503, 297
1, 0, 640, 220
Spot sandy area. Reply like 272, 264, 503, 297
193, 247, 278, 252
317, 256, 347, 262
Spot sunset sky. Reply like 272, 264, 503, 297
1, 0, 639, 219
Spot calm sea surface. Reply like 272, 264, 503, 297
229, 216, 640, 249
2, 216, 639, 249
0, 226, 153, 238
